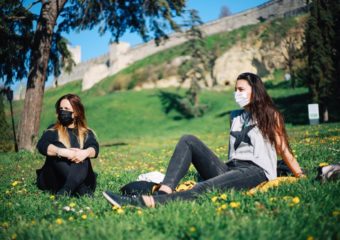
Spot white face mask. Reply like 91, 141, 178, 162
234, 91, 250, 108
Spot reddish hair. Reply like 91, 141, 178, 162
52, 94, 89, 148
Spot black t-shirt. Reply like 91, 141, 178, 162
36, 126, 99, 158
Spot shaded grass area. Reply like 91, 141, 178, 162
274, 93, 310, 125
0, 123, 339, 239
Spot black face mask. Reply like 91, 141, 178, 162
58, 110, 74, 126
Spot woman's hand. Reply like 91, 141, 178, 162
69, 148, 90, 163
296, 172, 307, 179
56, 148, 77, 160
49, 145, 95, 163
274, 115, 305, 178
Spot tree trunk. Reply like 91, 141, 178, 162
194, 92, 198, 107
18, 0, 67, 151
210, 67, 217, 87
323, 106, 329, 122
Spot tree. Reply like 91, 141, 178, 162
0, 87, 18, 152
1, 0, 186, 151
0, 92, 12, 152
282, 31, 303, 89
0, 1, 74, 87
304, 0, 338, 122
158, 9, 213, 119
0, 1, 35, 85
219, 5, 231, 18
208, 45, 219, 86
331, 2, 340, 103
178, 9, 209, 114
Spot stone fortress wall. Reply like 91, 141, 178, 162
55, 0, 307, 91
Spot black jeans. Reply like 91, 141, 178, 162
52, 159, 90, 193
37, 158, 96, 196
154, 135, 267, 205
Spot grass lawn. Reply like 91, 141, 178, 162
1, 80, 339, 239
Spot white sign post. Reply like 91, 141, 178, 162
308, 104, 319, 125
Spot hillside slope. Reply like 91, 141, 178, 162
87, 15, 305, 93
6, 78, 308, 146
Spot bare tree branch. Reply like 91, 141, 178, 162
26, 0, 42, 11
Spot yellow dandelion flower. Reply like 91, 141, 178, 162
221, 204, 228, 210
81, 214, 87, 220
220, 194, 227, 200
55, 218, 63, 225
189, 227, 196, 232
31, 220, 36, 225
332, 210, 340, 216
283, 196, 292, 201
211, 196, 218, 202
230, 202, 241, 208
137, 210, 143, 216
112, 206, 120, 210
68, 217, 74, 221
307, 235, 314, 240
11, 181, 19, 187
117, 208, 124, 214
69, 202, 76, 208
11, 233, 17, 240
50, 195, 55, 200
319, 162, 329, 167
216, 208, 223, 215
292, 197, 300, 204
2, 222, 9, 229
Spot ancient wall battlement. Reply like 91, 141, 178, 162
54, 0, 307, 90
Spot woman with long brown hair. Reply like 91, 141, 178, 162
36, 94, 99, 197
103, 72, 304, 208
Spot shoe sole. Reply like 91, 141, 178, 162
102, 192, 122, 208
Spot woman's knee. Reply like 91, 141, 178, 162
180, 134, 199, 144
51, 160, 71, 178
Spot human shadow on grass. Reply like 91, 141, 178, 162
157, 90, 207, 120
101, 142, 128, 148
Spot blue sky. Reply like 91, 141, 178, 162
14, 0, 267, 90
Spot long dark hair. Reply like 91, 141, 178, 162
53, 94, 88, 148
236, 72, 292, 154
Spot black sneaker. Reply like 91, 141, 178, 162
102, 191, 145, 208
56, 187, 72, 197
